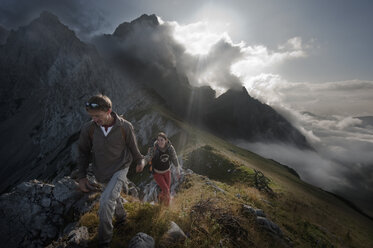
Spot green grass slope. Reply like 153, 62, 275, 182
79, 104, 373, 247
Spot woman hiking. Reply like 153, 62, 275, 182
136, 132, 181, 206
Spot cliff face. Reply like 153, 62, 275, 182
0, 11, 143, 193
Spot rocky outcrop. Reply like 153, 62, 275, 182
256, 216, 283, 238
0, 174, 156, 248
242, 204, 266, 217
0, 177, 96, 248
241, 204, 292, 247
0, 170, 187, 248
66, 226, 89, 247
46, 225, 90, 248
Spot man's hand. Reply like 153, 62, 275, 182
78, 178, 90, 192
136, 159, 145, 173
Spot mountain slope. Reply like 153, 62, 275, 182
143, 105, 373, 247
73, 103, 373, 248
1, 99, 372, 247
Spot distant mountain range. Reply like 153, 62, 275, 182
0, 11, 310, 193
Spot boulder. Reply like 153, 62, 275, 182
128, 232, 155, 248
0, 177, 87, 248
162, 221, 187, 243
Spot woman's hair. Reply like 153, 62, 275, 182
85, 94, 112, 112
157, 132, 168, 140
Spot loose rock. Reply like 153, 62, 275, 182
128, 232, 155, 248
163, 221, 187, 243
242, 204, 266, 217
67, 226, 89, 246
256, 216, 283, 237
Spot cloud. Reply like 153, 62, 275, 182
181, 38, 245, 92
170, 20, 309, 95
242, 74, 373, 117
235, 141, 347, 189
278, 37, 303, 50
235, 139, 373, 215
231, 37, 308, 80
335, 116, 362, 130
172, 21, 231, 55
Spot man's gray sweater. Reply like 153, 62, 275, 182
77, 112, 143, 183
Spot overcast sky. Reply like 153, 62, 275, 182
1, 0, 373, 214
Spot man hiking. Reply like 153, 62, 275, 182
77, 94, 144, 247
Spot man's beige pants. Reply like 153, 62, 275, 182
98, 168, 128, 245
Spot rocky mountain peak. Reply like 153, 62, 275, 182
216, 86, 256, 105
205, 86, 310, 148
132, 14, 159, 26
26, 10, 75, 38
113, 13, 159, 38
241, 86, 249, 96
38, 10, 60, 24
4, 10, 85, 52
